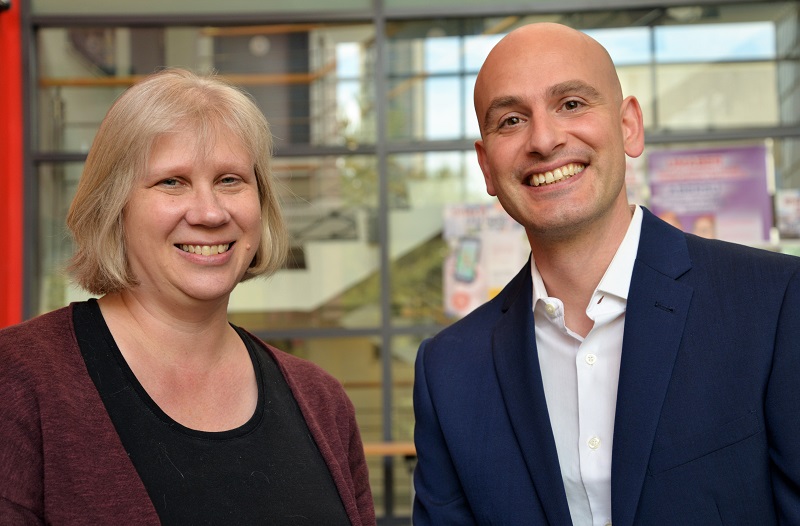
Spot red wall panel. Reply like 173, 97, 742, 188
0, 1, 24, 327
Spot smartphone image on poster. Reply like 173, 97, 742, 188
453, 237, 480, 283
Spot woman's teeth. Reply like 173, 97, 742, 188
180, 244, 230, 256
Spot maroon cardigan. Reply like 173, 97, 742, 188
0, 305, 375, 526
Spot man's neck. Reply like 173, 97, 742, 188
529, 204, 634, 337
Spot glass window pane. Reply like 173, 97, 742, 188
36, 24, 375, 152
36, 162, 87, 314
655, 22, 775, 63
387, 73, 471, 141
388, 151, 499, 326
37, 86, 123, 153
386, 20, 497, 142
655, 62, 779, 129
584, 27, 652, 66
777, 48, 800, 127
617, 64, 655, 130
464, 74, 480, 139
203, 23, 377, 148
776, 137, 800, 191
230, 155, 381, 330
463, 34, 502, 71
773, 137, 800, 253
424, 77, 462, 140
424, 35, 461, 74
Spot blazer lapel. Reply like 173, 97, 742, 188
611, 208, 694, 526
492, 262, 573, 525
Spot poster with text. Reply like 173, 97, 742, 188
648, 145, 773, 244
776, 189, 800, 239
443, 202, 529, 318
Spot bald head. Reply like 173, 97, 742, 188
474, 23, 623, 135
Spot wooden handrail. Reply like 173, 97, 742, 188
363, 441, 416, 457
38, 62, 336, 88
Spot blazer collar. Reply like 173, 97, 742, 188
611, 207, 694, 526
494, 260, 574, 525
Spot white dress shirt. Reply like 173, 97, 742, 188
531, 205, 643, 526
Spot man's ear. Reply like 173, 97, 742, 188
620, 95, 645, 158
475, 139, 497, 196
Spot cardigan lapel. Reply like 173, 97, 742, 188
492, 263, 573, 525
611, 208, 694, 526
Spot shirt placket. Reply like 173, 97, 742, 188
576, 297, 622, 525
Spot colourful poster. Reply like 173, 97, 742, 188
648, 145, 773, 244
776, 189, 800, 240
443, 203, 529, 318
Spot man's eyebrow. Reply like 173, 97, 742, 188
548, 80, 602, 101
481, 95, 523, 131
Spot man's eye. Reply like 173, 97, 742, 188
564, 100, 582, 111
500, 116, 522, 128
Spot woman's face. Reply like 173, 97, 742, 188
122, 127, 263, 306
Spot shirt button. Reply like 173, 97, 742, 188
544, 303, 557, 316
585, 353, 597, 365
588, 436, 601, 450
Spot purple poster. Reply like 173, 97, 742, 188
649, 145, 773, 244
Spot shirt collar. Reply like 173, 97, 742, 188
595, 204, 643, 302
531, 205, 643, 305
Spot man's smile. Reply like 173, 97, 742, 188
527, 162, 585, 187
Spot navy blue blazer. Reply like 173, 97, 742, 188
413, 207, 800, 525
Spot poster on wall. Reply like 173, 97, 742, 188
776, 189, 800, 239
443, 202, 529, 318
648, 145, 773, 244
625, 153, 649, 207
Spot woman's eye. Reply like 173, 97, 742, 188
220, 176, 240, 185
159, 178, 180, 187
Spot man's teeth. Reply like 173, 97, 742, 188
528, 163, 585, 187
180, 244, 230, 256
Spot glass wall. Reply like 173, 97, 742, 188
25, 1, 800, 523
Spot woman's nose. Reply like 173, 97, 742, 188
185, 187, 231, 226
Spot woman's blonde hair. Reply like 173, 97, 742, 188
66, 68, 288, 295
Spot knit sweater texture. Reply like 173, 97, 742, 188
0, 305, 375, 526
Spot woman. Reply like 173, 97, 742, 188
0, 68, 375, 525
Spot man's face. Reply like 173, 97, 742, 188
474, 25, 644, 243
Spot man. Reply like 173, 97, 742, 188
413, 22, 800, 525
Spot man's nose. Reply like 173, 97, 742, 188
525, 111, 566, 156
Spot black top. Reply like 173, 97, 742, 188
73, 299, 351, 525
